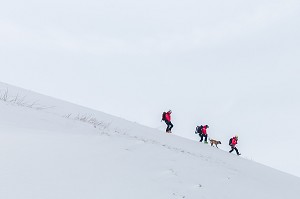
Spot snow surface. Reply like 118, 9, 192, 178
0, 82, 299, 199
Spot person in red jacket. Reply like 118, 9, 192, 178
229, 135, 241, 155
200, 125, 209, 143
162, 110, 173, 133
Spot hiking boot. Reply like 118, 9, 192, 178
204, 141, 208, 144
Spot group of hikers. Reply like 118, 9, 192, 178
161, 110, 241, 156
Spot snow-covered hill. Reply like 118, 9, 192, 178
0, 82, 299, 199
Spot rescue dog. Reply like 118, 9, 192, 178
209, 139, 222, 148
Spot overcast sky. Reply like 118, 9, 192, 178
1, 0, 300, 177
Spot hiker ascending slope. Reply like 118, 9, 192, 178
199, 125, 209, 144
229, 135, 241, 155
161, 110, 173, 133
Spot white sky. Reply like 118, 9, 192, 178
1, 0, 300, 177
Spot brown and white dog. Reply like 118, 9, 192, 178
209, 139, 222, 148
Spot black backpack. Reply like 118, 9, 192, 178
229, 138, 233, 146
162, 112, 167, 121
195, 125, 203, 134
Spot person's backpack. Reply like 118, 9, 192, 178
162, 112, 167, 121
195, 125, 203, 134
229, 138, 233, 146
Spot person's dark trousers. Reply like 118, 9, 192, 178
200, 134, 207, 142
165, 121, 173, 132
198, 133, 202, 141
229, 146, 240, 155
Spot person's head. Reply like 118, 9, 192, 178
206, 125, 209, 128
168, 110, 172, 113
235, 135, 239, 140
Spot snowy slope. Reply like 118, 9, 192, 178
0, 82, 299, 199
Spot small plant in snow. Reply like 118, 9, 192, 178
0, 88, 54, 110
64, 113, 111, 130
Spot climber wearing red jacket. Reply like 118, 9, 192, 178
162, 110, 173, 133
200, 125, 209, 143
229, 135, 241, 155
